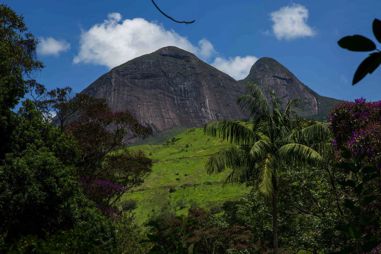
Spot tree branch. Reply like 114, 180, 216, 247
151, 0, 195, 24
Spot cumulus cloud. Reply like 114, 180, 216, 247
198, 39, 215, 59
74, 12, 256, 79
270, 4, 316, 40
37, 37, 70, 56
212, 56, 258, 80
74, 13, 214, 68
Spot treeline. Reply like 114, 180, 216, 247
0, 5, 151, 253
1, 4, 381, 254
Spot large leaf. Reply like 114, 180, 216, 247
338, 35, 376, 52
204, 121, 254, 145
259, 156, 273, 196
238, 83, 269, 118
373, 19, 381, 43
278, 143, 322, 163
205, 146, 244, 174
299, 122, 331, 144
250, 139, 271, 160
352, 52, 381, 85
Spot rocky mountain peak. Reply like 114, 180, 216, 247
242, 57, 337, 118
155, 46, 195, 58
82, 47, 246, 133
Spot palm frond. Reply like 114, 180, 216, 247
300, 122, 331, 144
237, 83, 269, 118
250, 139, 271, 160
259, 156, 273, 196
205, 146, 244, 174
204, 121, 254, 145
284, 99, 298, 117
278, 143, 322, 163
225, 165, 257, 184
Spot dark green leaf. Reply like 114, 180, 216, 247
373, 19, 381, 43
338, 35, 376, 52
338, 179, 356, 188
362, 195, 377, 205
353, 52, 381, 85
344, 199, 354, 208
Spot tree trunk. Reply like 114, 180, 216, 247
272, 175, 279, 254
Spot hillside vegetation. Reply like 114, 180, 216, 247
123, 128, 250, 224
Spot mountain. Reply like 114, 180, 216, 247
242, 57, 342, 119
82, 46, 246, 133
82, 47, 342, 134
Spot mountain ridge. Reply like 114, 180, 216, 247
241, 57, 342, 118
82, 46, 342, 134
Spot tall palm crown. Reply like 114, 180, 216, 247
204, 84, 327, 253
204, 84, 323, 195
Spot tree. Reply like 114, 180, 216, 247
0, 101, 118, 252
0, 148, 82, 243
43, 92, 154, 214
0, 4, 43, 159
204, 84, 324, 253
0, 5, 146, 252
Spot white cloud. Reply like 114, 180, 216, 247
37, 37, 70, 56
74, 13, 215, 68
212, 56, 258, 80
198, 39, 215, 59
270, 4, 316, 40
74, 13, 257, 80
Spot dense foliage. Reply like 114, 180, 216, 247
329, 99, 381, 252
0, 5, 151, 253
0, 4, 43, 159
148, 207, 255, 254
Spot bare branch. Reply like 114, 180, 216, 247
151, 0, 195, 24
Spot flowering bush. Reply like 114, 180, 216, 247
329, 99, 381, 251
347, 124, 381, 163
330, 98, 381, 164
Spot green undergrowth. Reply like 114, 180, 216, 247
121, 128, 250, 224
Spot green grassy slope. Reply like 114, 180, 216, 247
122, 128, 250, 224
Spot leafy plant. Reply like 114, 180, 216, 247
204, 84, 325, 253
329, 99, 381, 252
147, 207, 255, 254
338, 19, 381, 85
0, 4, 43, 159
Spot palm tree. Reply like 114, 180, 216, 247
204, 84, 324, 253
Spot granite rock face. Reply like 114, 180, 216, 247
82, 47, 342, 134
241, 57, 342, 118
82, 46, 247, 132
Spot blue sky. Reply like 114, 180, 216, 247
4, 0, 381, 101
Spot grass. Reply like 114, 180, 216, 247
121, 127, 250, 224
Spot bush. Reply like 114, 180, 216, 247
0, 148, 82, 244
147, 208, 255, 254
329, 99, 381, 252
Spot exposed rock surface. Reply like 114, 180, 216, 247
241, 57, 342, 118
82, 46, 246, 132
82, 47, 342, 134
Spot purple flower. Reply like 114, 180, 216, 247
347, 124, 381, 161
355, 98, 366, 104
